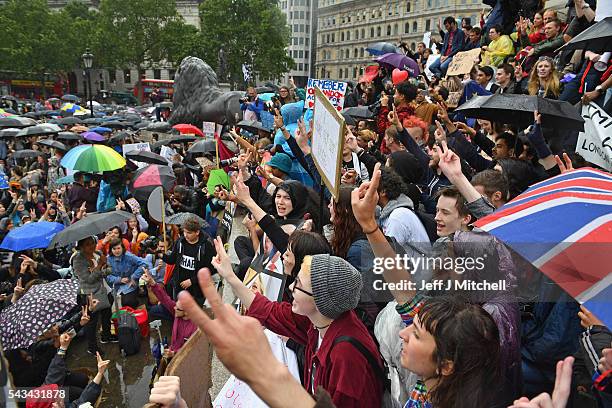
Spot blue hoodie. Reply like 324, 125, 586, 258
106, 251, 149, 295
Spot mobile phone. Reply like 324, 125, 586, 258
66, 327, 77, 338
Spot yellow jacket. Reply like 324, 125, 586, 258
482, 35, 514, 67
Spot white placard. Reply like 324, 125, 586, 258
422, 31, 432, 48
596, 0, 612, 20
122, 142, 152, 168
575, 103, 612, 171
213, 330, 300, 408
311, 87, 345, 199
306, 78, 348, 111
202, 121, 216, 137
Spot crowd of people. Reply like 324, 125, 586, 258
0, 0, 610, 407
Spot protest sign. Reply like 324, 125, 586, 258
311, 86, 345, 199
213, 330, 300, 408
306, 78, 347, 111
446, 48, 482, 76
202, 121, 216, 137
425, 55, 438, 80
576, 103, 612, 171
122, 142, 152, 168
422, 31, 432, 48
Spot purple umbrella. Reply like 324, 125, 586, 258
82, 131, 106, 142
376, 53, 420, 77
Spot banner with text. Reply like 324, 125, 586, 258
446, 48, 482, 76
306, 78, 347, 111
576, 102, 612, 171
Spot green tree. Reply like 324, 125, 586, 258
199, 0, 294, 89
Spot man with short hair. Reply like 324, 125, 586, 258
429, 16, 465, 79
463, 27, 482, 51
495, 64, 521, 94
476, 66, 499, 93
383, 127, 404, 154
162, 218, 215, 301
434, 186, 472, 237
492, 132, 521, 160
241, 86, 265, 121
522, 19, 565, 60
471, 169, 509, 208
170, 185, 199, 216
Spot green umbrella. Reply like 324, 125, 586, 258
207, 169, 230, 193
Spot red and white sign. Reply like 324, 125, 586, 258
306, 78, 348, 111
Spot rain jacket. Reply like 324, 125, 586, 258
482, 35, 515, 67
106, 251, 148, 295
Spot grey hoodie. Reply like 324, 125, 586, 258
378, 194, 429, 246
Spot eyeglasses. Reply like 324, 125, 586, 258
291, 279, 313, 297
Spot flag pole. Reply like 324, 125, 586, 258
160, 192, 167, 251
215, 132, 220, 169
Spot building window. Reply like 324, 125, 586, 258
413, 21, 417, 32
361, 28, 365, 38
353, 67, 358, 78
407, 1, 411, 12
370, 27, 374, 37
355, 30, 358, 39
305, 63, 309, 71
153, 69, 161, 79
298, 63, 303, 71
341, 32, 345, 41
299, 37, 304, 44
306, 24, 309, 33
387, 25, 391, 36
394, 23, 398, 35
360, 48, 364, 57
405, 22, 410, 33
331, 33, 335, 42
293, 24, 298, 32
411, 42, 416, 51
347, 31, 350, 40
425, 19, 431, 31
305, 37, 309, 46
354, 48, 358, 58
123, 69, 131, 83
299, 50, 304, 58
110, 70, 116, 83
377, 26, 381, 36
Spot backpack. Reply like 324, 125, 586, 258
332, 336, 397, 408
118, 311, 141, 356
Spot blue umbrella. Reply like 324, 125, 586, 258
0, 173, 8, 190
366, 42, 400, 56
0, 221, 65, 251
90, 126, 112, 133
56, 174, 75, 185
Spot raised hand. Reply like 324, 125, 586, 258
59, 333, 72, 350
351, 162, 381, 232
509, 357, 574, 408
142, 267, 155, 287
234, 173, 252, 204
435, 140, 462, 181
434, 120, 447, 144
578, 305, 604, 328
211, 236, 233, 278
80, 305, 90, 326
554, 153, 574, 174
96, 351, 110, 374
149, 376, 187, 408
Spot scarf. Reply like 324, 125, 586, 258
404, 380, 432, 408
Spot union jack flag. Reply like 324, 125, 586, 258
475, 168, 612, 329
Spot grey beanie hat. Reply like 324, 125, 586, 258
310, 254, 363, 319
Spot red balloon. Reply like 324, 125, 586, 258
392, 68, 409, 85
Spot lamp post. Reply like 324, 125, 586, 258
81, 48, 94, 118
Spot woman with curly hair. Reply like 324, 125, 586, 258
526, 56, 562, 99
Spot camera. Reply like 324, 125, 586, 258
219, 156, 239, 167
140, 236, 159, 254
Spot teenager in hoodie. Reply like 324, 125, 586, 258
162, 217, 214, 302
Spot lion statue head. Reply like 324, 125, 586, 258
170, 56, 243, 126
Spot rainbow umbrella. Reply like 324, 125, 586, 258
60, 144, 126, 172
0, 109, 16, 118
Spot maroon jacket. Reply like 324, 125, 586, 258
247, 293, 382, 408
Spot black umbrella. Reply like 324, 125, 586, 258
152, 135, 197, 149
61, 94, 80, 102
36, 139, 67, 151
341, 106, 374, 120
188, 139, 216, 154
559, 17, 612, 52
146, 122, 172, 132
12, 149, 43, 159
101, 120, 128, 129
454, 94, 585, 131
126, 150, 168, 165
82, 118, 104, 125
56, 131, 82, 141
0, 128, 21, 138
48, 210, 134, 248
2, 108, 17, 114
134, 121, 151, 129
16, 123, 62, 137
22, 112, 46, 119
237, 120, 263, 134
0, 117, 36, 128
341, 112, 357, 126
54, 117, 82, 126
166, 212, 208, 227
108, 131, 130, 144
159, 101, 173, 108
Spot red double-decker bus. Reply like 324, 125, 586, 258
133, 79, 174, 103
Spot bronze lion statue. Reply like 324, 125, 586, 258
169, 56, 243, 126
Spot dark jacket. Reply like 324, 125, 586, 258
520, 33, 565, 57
43, 353, 102, 407
440, 27, 465, 58
247, 293, 383, 408
171, 187, 199, 216
67, 182, 98, 213
163, 234, 214, 300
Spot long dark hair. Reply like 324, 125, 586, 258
418, 295, 501, 408
331, 185, 363, 258
287, 230, 331, 278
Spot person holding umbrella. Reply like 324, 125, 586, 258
72, 236, 116, 354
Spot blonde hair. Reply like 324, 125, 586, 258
527, 59, 561, 98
